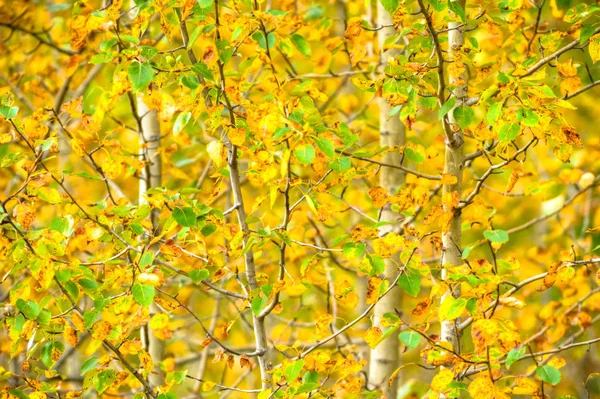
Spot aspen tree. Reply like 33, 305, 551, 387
368, 1, 406, 395
136, 94, 163, 386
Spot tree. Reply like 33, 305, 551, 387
2, 0, 600, 398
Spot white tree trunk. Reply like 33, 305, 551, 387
368, 2, 405, 396
440, 1, 467, 388
137, 94, 163, 386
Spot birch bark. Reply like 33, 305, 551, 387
440, 0, 467, 383
368, 2, 405, 395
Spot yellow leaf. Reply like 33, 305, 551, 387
228, 127, 246, 146
431, 369, 454, 392
468, 376, 495, 399
557, 266, 575, 282
548, 357, 566, 369
590, 34, 600, 64
207, 140, 226, 168
149, 314, 169, 330
471, 319, 498, 354
70, 15, 88, 51
138, 349, 154, 373
498, 296, 524, 309
344, 17, 363, 39
91, 320, 113, 341
368, 186, 389, 208
556, 60, 577, 77
366, 277, 383, 305
364, 327, 383, 348
315, 314, 333, 339
509, 376, 540, 395
560, 76, 581, 96
373, 232, 404, 258
202, 381, 216, 391
71, 313, 86, 332
64, 325, 78, 347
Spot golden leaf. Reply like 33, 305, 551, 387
498, 296, 524, 309
366, 277, 383, 305
64, 325, 78, 347
368, 186, 389, 208
91, 320, 113, 341
373, 232, 404, 258
364, 327, 383, 349
207, 140, 227, 168
344, 17, 363, 40
139, 349, 154, 373
431, 369, 454, 392
468, 376, 496, 399
70, 15, 88, 51
240, 354, 253, 369
590, 34, 600, 64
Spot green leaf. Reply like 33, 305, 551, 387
50, 217, 69, 235
303, 370, 319, 385
201, 224, 217, 236
291, 34, 311, 57
438, 97, 456, 120
181, 75, 199, 90
37, 309, 51, 325
139, 252, 154, 269
498, 122, 520, 143
312, 137, 335, 158
16, 299, 40, 320
536, 365, 561, 385
329, 156, 351, 171
404, 147, 425, 164
448, 0, 466, 23
398, 330, 422, 350
81, 357, 99, 374
368, 254, 385, 276
439, 296, 467, 321
94, 369, 117, 394
398, 270, 421, 297
173, 206, 197, 227
487, 102, 502, 125
173, 112, 192, 136
251, 296, 268, 316
7, 390, 29, 399
42, 341, 63, 367
580, 24, 596, 45
284, 359, 304, 382
166, 370, 188, 384
506, 346, 525, 368
294, 144, 315, 165
216, 39, 234, 63
192, 62, 214, 81
379, 0, 399, 14
427, 0, 446, 11
251, 31, 276, 50
483, 229, 509, 243
453, 106, 475, 130
517, 108, 539, 127
0, 105, 18, 119
127, 61, 154, 91
189, 269, 210, 283
132, 283, 155, 307
141, 46, 159, 60
343, 242, 365, 259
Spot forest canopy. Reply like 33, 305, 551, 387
2, 0, 600, 398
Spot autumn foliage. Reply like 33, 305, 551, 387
2, 0, 600, 398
